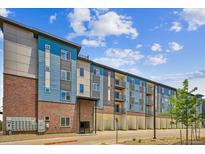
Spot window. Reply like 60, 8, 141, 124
93, 68, 100, 76
92, 83, 100, 91
130, 91, 134, 97
61, 70, 70, 81
60, 90, 71, 101
130, 78, 135, 85
80, 84, 84, 93
60, 117, 70, 127
45, 44, 51, 93
61, 49, 71, 61
45, 116, 50, 122
80, 68, 84, 77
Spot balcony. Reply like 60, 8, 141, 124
114, 105, 126, 114
115, 79, 126, 90
115, 92, 126, 102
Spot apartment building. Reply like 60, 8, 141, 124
0, 16, 178, 135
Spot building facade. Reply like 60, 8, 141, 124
1, 16, 179, 135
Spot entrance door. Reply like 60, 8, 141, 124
80, 121, 90, 134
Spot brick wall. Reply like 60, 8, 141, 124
79, 100, 94, 131
3, 74, 37, 134
38, 101, 78, 133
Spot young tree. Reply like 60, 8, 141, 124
170, 79, 198, 145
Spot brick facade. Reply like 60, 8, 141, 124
3, 74, 37, 134
79, 100, 95, 132
38, 101, 78, 133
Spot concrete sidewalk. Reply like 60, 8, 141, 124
1, 129, 205, 145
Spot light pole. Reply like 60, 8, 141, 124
153, 85, 156, 139
115, 118, 119, 144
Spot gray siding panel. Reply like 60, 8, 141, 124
60, 60, 71, 71
61, 80, 71, 91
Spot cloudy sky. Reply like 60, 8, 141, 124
0, 8, 205, 111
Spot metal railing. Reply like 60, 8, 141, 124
78, 54, 90, 60
115, 92, 126, 101
115, 79, 126, 88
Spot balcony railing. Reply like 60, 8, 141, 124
115, 79, 126, 89
115, 92, 126, 101
114, 106, 126, 114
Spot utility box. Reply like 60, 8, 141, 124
38, 119, 45, 134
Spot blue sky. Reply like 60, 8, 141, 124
0, 8, 205, 111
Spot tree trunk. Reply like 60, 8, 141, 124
186, 125, 188, 145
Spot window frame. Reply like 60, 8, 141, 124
93, 68, 100, 76
80, 67, 84, 77
80, 84, 84, 94
60, 90, 71, 101
60, 117, 70, 127
92, 83, 100, 91
61, 49, 71, 61
61, 70, 71, 81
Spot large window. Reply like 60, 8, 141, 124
60, 90, 71, 101
60, 117, 70, 127
61, 70, 70, 81
80, 84, 84, 93
61, 49, 71, 61
80, 68, 84, 77
92, 83, 100, 91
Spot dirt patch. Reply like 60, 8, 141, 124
122, 137, 205, 145
0, 133, 77, 143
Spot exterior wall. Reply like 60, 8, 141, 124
38, 101, 78, 133
38, 36, 78, 103
91, 65, 104, 108
3, 23, 37, 79
2, 20, 180, 134
77, 60, 90, 97
3, 74, 37, 133
79, 100, 94, 132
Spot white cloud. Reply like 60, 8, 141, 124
49, 13, 57, 24
67, 9, 138, 40
169, 22, 182, 32
150, 69, 205, 95
90, 11, 138, 39
151, 43, 162, 52
136, 44, 142, 49
181, 8, 205, 31
145, 54, 167, 66
94, 48, 144, 68
67, 8, 91, 37
168, 42, 183, 52
81, 38, 105, 47
0, 8, 11, 17
0, 30, 3, 41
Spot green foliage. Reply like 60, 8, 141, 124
170, 79, 199, 127
170, 79, 205, 144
